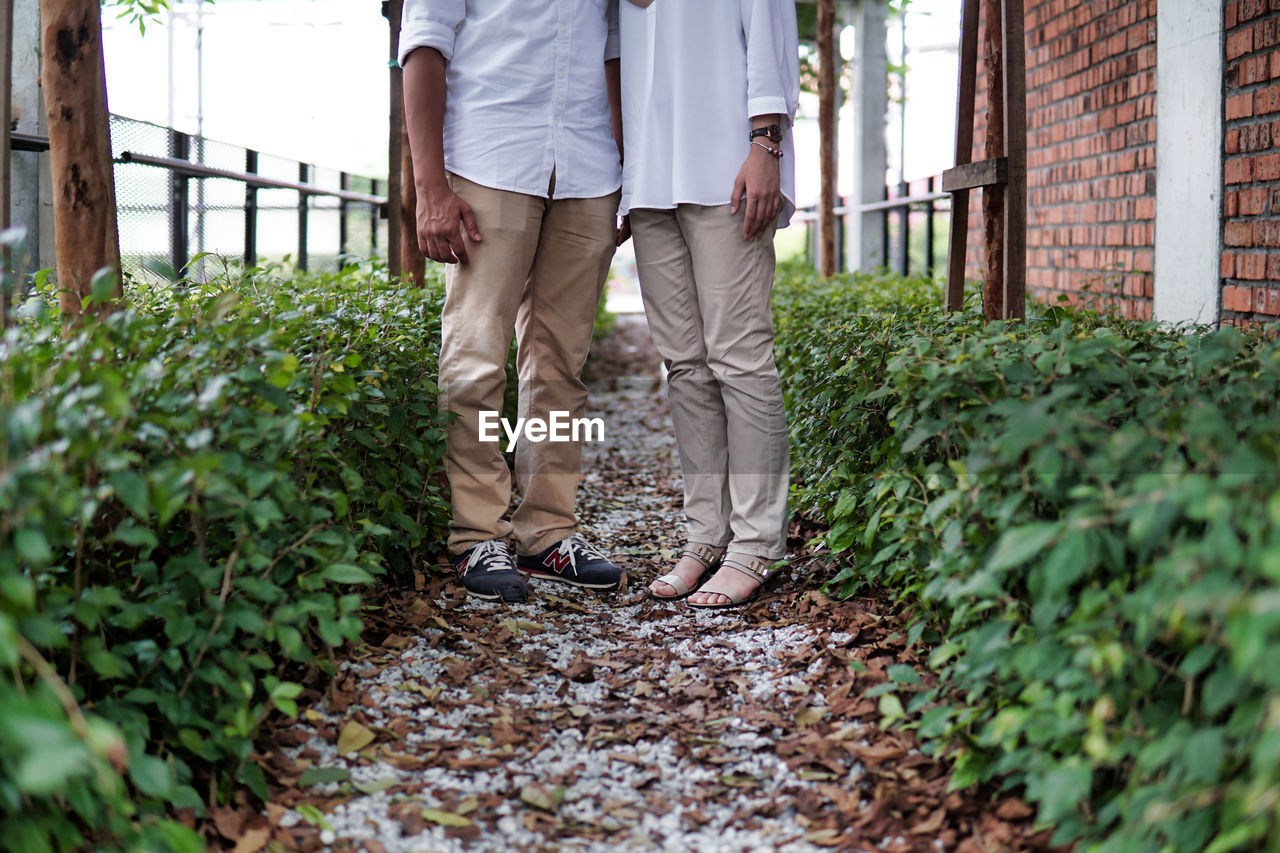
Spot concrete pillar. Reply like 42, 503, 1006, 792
10, 0, 45, 276
1154, 2, 1223, 325
850, 0, 888, 271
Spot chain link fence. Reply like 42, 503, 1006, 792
108, 115, 388, 283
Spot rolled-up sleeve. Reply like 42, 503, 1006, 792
399, 0, 465, 66
604, 0, 620, 61
740, 0, 801, 123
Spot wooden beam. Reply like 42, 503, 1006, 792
944, 0, 979, 312
387, 0, 403, 281
942, 156, 1007, 192
981, 0, 1005, 322
1001, 0, 1028, 320
41, 0, 121, 316
817, 0, 836, 277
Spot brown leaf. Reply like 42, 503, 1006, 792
995, 798, 1035, 821
212, 807, 245, 840
231, 827, 270, 853
337, 720, 377, 755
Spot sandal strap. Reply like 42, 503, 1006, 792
653, 572, 692, 597
681, 542, 727, 569
718, 555, 773, 585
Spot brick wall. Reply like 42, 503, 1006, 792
963, 0, 1157, 318
1222, 0, 1280, 327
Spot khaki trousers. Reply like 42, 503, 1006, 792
440, 173, 619, 556
630, 204, 790, 560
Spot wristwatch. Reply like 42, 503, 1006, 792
750, 124, 784, 144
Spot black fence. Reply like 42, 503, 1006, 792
14, 115, 389, 283
799, 176, 951, 277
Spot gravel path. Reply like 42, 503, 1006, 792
240, 318, 1054, 853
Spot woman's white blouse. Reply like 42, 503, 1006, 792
619, 0, 800, 226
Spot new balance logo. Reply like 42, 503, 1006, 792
543, 550, 575, 575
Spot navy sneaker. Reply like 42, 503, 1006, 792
453, 540, 528, 602
517, 535, 624, 590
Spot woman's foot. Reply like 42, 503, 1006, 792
686, 554, 776, 609
647, 543, 726, 600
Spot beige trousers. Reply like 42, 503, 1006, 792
439, 173, 619, 556
630, 204, 790, 560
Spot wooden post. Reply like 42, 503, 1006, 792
386, 0, 403, 281
399, 114, 425, 285
944, 0, 978, 312
1001, 0, 1027, 320
817, 0, 837, 278
981, 0, 1005, 321
942, 0, 1027, 321
0, 0, 13, 327
41, 0, 121, 316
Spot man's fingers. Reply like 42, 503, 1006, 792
460, 200, 483, 243
448, 228, 471, 265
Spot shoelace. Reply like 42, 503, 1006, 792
554, 535, 606, 572
463, 540, 514, 574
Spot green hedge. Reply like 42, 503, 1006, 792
1, 261, 450, 851
774, 263, 1280, 852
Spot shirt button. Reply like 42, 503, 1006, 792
561, 25, 568, 32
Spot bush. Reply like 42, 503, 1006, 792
774, 266, 1280, 852
1, 260, 450, 850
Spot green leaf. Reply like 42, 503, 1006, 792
319, 563, 375, 585
421, 808, 472, 827
986, 523, 1059, 572
14, 528, 53, 566
131, 754, 174, 798
16, 742, 91, 795
298, 766, 351, 786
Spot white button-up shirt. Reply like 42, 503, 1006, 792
399, 0, 622, 200
619, 0, 800, 227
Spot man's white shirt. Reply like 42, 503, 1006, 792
619, 0, 800, 227
399, 0, 622, 200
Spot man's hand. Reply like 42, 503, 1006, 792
616, 214, 632, 247
729, 145, 781, 241
418, 179, 482, 264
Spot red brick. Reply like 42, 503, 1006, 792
1226, 221, 1256, 247
1229, 28, 1256, 61
1224, 286, 1256, 312
1240, 187, 1269, 215
1239, 254, 1269, 280
1228, 93, 1255, 120
1225, 156, 1256, 184
1223, 253, 1238, 278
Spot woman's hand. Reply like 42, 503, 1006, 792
729, 145, 781, 241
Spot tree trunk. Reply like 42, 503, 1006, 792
817, 0, 836, 278
41, 0, 121, 316
400, 114, 425, 286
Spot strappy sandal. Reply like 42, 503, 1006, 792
647, 543, 727, 601
685, 554, 776, 610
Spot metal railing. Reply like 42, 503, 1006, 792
15, 116, 389, 283
798, 175, 950, 277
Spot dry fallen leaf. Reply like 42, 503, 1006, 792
337, 720, 376, 755
231, 826, 270, 853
